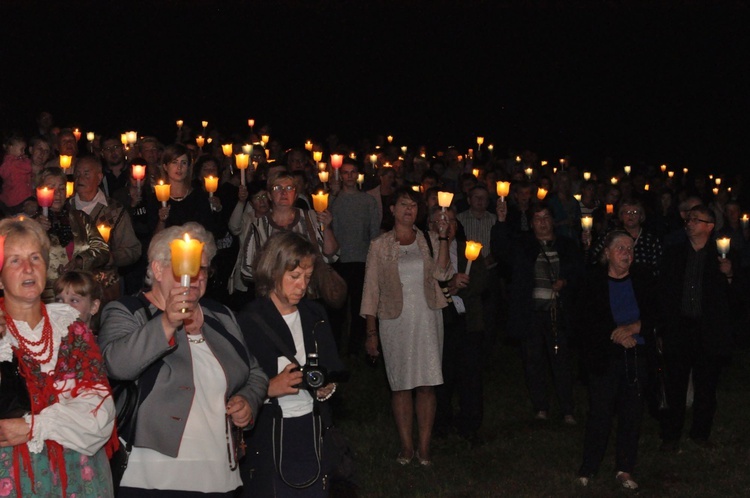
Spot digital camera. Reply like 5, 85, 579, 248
297, 353, 328, 390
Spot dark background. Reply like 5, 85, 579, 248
2, 1, 749, 171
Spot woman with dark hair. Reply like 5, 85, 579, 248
361, 187, 452, 466
147, 143, 220, 237
238, 231, 344, 496
575, 230, 656, 490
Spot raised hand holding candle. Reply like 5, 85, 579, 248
496, 181, 510, 201
204, 175, 219, 197
311, 191, 329, 231
170, 234, 204, 295
235, 153, 250, 185
36, 186, 54, 217
330, 154, 343, 180
717, 237, 730, 258
155, 181, 170, 207
59, 155, 72, 170
318, 170, 329, 185
132, 164, 146, 190
437, 191, 454, 216
97, 224, 111, 243
66, 181, 74, 198
464, 241, 482, 275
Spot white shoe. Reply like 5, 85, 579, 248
616, 471, 638, 490
575, 477, 589, 487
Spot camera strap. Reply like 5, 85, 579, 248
248, 312, 300, 368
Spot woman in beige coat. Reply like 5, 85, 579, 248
361, 187, 452, 466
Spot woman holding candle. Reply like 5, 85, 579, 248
361, 187, 452, 466
34, 167, 110, 302
97, 222, 268, 497
0, 216, 117, 496
575, 230, 657, 490
147, 144, 220, 239
237, 231, 345, 496
240, 171, 338, 284
228, 181, 268, 306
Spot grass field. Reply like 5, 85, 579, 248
331, 341, 750, 497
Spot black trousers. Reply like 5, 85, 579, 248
579, 350, 646, 477
522, 309, 574, 415
331, 261, 367, 356
436, 304, 484, 436
660, 320, 724, 443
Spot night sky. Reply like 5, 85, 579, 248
2, 1, 749, 171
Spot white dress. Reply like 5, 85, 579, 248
379, 239, 444, 391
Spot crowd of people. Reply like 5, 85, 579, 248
1, 111, 749, 494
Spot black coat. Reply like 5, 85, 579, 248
575, 265, 657, 375
490, 221, 584, 339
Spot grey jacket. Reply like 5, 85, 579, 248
98, 294, 268, 458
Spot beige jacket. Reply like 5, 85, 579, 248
360, 229, 453, 320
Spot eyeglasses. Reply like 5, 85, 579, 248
685, 217, 712, 224
622, 210, 640, 216
272, 185, 296, 192
252, 194, 269, 201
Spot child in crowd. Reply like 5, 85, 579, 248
0, 135, 34, 214
53, 270, 103, 330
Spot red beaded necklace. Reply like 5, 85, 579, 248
2, 302, 54, 364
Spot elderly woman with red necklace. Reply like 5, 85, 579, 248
0, 216, 117, 496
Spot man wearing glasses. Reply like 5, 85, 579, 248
100, 136, 129, 196
658, 205, 741, 452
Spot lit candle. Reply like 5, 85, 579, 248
202, 120, 208, 129
437, 191, 454, 212
155, 181, 170, 207
541, 160, 548, 167
313, 151, 323, 163
66, 181, 74, 198
611, 177, 618, 185
305, 141, 313, 151
196, 136, 205, 148
553, 167, 558, 174
668, 171, 675, 178
537, 187, 548, 200
476, 136, 484, 146
742, 214, 749, 229
357, 173, 365, 189
176, 119, 183, 129
716, 237, 730, 258
581, 215, 593, 232
715, 177, 722, 185
606, 204, 614, 214
709, 174, 714, 180
318, 170, 329, 184
496, 181, 510, 201
369, 154, 378, 165
411, 185, 421, 192
132, 164, 146, 190
170, 234, 204, 289
86, 131, 95, 142
126, 131, 138, 145
97, 224, 111, 243
574, 194, 582, 202
713, 187, 719, 195
204, 175, 219, 196
487, 144, 494, 153
624, 165, 631, 175
583, 171, 591, 181
387, 135, 393, 143
464, 241, 483, 275
72, 129, 81, 141
248, 119, 255, 129
59, 155, 72, 170
242, 143, 252, 154
222, 143, 233, 157
235, 153, 249, 186
120, 134, 128, 146
36, 186, 54, 217
472, 168, 480, 178
261, 134, 270, 146
330, 154, 343, 180
398, 146, 406, 156
644, 184, 650, 191
516, 155, 522, 163
349, 152, 357, 160
318, 162, 327, 172
660, 164, 667, 173
525, 167, 533, 179
311, 191, 329, 231
683, 167, 689, 174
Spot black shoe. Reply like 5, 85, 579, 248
659, 440, 680, 453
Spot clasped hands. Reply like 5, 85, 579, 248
611, 321, 641, 349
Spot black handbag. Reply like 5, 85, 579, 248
0, 355, 31, 419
